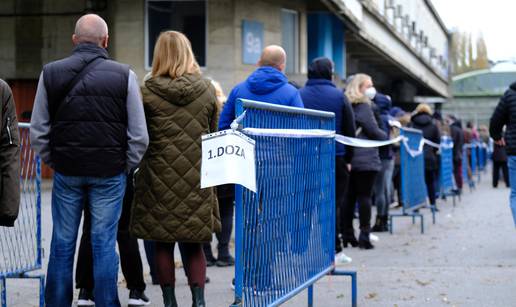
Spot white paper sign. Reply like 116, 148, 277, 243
201, 130, 256, 192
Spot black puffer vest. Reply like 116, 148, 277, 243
43, 43, 129, 177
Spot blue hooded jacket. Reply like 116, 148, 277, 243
299, 57, 355, 159
218, 66, 304, 130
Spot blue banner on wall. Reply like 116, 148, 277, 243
242, 20, 263, 65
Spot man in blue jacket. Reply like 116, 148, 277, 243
299, 57, 355, 258
213, 45, 304, 276
218, 45, 304, 130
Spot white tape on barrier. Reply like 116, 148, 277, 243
336, 135, 403, 148
242, 128, 335, 138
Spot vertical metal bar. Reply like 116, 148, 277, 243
36, 156, 42, 268
1, 277, 6, 307
420, 215, 425, 234
351, 272, 357, 307
307, 285, 313, 307
234, 185, 244, 306
39, 275, 45, 307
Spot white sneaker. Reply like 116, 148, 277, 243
335, 252, 352, 264
369, 234, 380, 242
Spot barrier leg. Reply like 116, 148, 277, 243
389, 215, 393, 234
331, 270, 357, 307
1, 277, 6, 307
307, 285, 313, 307
39, 275, 45, 307
412, 216, 416, 224
431, 207, 436, 225
420, 214, 425, 234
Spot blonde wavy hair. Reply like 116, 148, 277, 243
415, 103, 433, 115
151, 31, 201, 79
345, 73, 372, 104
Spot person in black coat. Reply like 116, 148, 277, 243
410, 104, 441, 208
300, 57, 356, 254
447, 115, 465, 191
343, 74, 387, 249
492, 132, 509, 188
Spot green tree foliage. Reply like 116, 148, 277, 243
450, 30, 489, 76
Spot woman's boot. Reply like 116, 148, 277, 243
191, 286, 206, 307
358, 230, 374, 249
371, 216, 383, 232
161, 285, 178, 307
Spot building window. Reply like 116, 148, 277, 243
281, 9, 299, 74
145, 0, 206, 69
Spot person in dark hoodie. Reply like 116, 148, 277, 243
218, 45, 304, 130
343, 74, 387, 250
447, 115, 465, 192
410, 104, 441, 209
490, 82, 516, 226
371, 93, 394, 232
299, 57, 356, 255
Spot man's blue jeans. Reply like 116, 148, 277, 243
45, 172, 126, 307
508, 156, 516, 226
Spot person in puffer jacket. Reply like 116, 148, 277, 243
490, 82, 516, 226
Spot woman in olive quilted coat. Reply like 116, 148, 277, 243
130, 31, 220, 307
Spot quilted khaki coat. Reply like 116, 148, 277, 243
130, 73, 221, 243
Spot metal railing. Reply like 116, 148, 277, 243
0, 122, 44, 307
230, 99, 356, 307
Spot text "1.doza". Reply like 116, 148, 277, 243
208, 145, 246, 160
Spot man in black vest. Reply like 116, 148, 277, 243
30, 14, 149, 307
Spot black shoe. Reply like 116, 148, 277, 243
129, 289, 151, 306
381, 216, 389, 232
358, 231, 374, 250
371, 216, 383, 232
206, 276, 210, 283
342, 234, 359, 248
216, 255, 235, 267
77, 288, 95, 307
206, 255, 217, 267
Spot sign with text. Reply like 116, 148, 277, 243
201, 130, 256, 192
242, 20, 263, 64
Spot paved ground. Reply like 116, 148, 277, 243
4, 169, 516, 306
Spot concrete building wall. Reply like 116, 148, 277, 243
443, 96, 498, 126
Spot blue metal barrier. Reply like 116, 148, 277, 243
231, 99, 357, 307
0, 123, 44, 307
439, 136, 457, 206
389, 128, 427, 234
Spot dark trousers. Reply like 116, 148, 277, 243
425, 169, 437, 206
75, 171, 146, 291
335, 156, 350, 251
203, 185, 234, 260
393, 164, 402, 206
343, 170, 378, 234
493, 161, 510, 188
453, 159, 463, 190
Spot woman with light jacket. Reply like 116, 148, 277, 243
342, 74, 387, 249
130, 31, 221, 307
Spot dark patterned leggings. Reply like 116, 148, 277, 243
155, 242, 206, 288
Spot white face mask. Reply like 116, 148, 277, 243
364, 87, 377, 100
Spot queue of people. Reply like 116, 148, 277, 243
0, 12, 497, 307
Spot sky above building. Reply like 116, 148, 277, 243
432, 0, 516, 62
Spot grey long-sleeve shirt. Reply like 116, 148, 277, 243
30, 70, 149, 173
